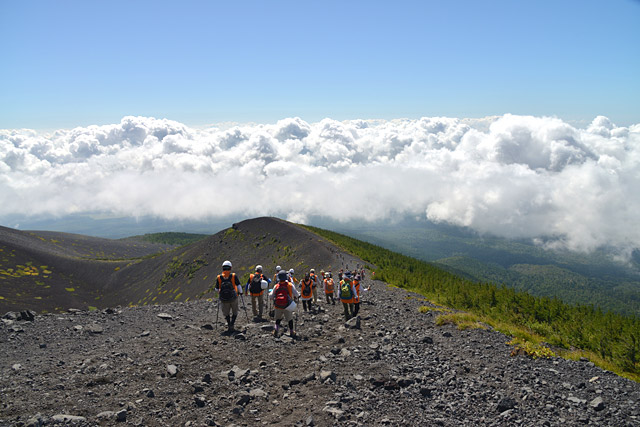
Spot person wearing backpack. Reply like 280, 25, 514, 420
299, 273, 314, 312
352, 274, 370, 316
272, 265, 282, 287
288, 268, 298, 286
247, 265, 269, 321
309, 269, 319, 304
339, 272, 357, 320
323, 272, 336, 305
215, 260, 243, 332
270, 270, 300, 338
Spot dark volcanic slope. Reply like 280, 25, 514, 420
2, 275, 639, 426
0, 218, 346, 313
0, 226, 176, 313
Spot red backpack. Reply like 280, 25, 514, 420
274, 283, 292, 309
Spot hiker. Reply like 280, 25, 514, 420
271, 270, 300, 338
247, 265, 269, 321
339, 272, 357, 320
310, 269, 319, 304
288, 268, 298, 286
352, 274, 370, 316
299, 272, 314, 312
215, 260, 243, 332
273, 265, 282, 286
323, 272, 336, 305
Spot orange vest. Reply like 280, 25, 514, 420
300, 279, 313, 298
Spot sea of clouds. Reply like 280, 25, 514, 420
1, 115, 639, 259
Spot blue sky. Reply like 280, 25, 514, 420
1, 0, 639, 129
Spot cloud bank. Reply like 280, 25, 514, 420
1, 115, 639, 258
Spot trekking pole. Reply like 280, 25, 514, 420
215, 299, 220, 330
240, 294, 250, 322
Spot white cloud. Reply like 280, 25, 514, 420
1, 114, 639, 258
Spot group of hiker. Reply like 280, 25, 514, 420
211, 261, 370, 337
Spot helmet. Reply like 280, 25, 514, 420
222, 260, 232, 269
289, 268, 294, 274
277, 270, 288, 281
276, 265, 281, 271
310, 269, 315, 273
325, 272, 330, 278
256, 265, 263, 272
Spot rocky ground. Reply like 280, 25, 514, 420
2, 267, 640, 426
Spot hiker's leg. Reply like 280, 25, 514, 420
221, 302, 231, 318
313, 288, 318, 304
258, 293, 264, 317
353, 302, 360, 316
284, 310, 293, 334
230, 299, 239, 328
288, 319, 295, 335
342, 302, 350, 320
251, 296, 258, 317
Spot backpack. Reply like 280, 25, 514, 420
340, 281, 353, 299
301, 279, 312, 297
274, 283, 292, 309
250, 273, 263, 294
325, 278, 334, 293
218, 273, 237, 302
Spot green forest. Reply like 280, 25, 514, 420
329, 220, 640, 317
303, 225, 640, 381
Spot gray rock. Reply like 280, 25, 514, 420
52, 414, 87, 423
140, 330, 150, 337
20, 310, 36, 321
115, 409, 126, 422
96, 411, 116, 420
3, 311, 19, 320
157, 313, 173, 320
345, 316, 361, 329
590, 396, 605, 411
567, 396, 586, 405
9, 325, 24, 333
194, 395, 207, 407
167, 364, 178, 377
323, 406, 345, 419
236, 392, 251, 406
25, 413, 45, 427
249, 388, 268, 399
86, 324, 104, 334
497, 397, 517, 413
320, 370, 336, 383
